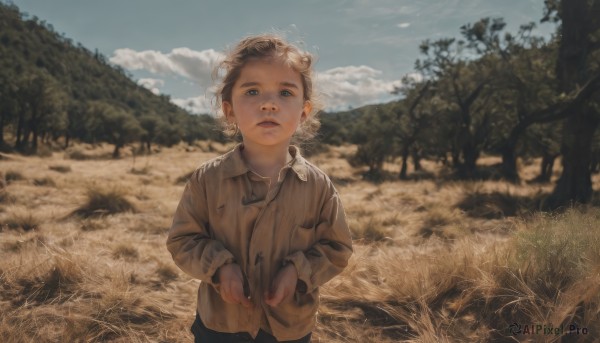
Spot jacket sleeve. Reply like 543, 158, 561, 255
284, 184, 353, 294
166, 168, 235, 286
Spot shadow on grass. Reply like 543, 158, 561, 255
359, 169, 437, 184
456, 190, 550, 219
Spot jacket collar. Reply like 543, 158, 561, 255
221, 144, 308, 182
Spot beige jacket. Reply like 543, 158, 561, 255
166, 144, 353, 341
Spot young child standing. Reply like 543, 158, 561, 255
166, 34, 353, 343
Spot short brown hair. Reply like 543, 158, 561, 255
214, 33, 321, 141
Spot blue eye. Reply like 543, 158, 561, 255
246, 89, 258, 96
280, 90, 293, 96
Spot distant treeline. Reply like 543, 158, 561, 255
0, 2, 223, 158
320, 0, 600, 209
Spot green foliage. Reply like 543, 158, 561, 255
0, 3, 218, 154
514, 208, 600, 296
319, 110, 363, 145
413, 17, 565, 180
182, 113, 224, 144
86, 102, 143, 157
348, 104, 400, 180
519, 122, 561, 159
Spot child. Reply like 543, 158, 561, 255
166, 33, 353, 343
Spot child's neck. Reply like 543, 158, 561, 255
241, 142, 292, 181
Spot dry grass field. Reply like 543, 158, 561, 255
1, 142, 600, 342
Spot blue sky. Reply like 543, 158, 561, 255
8, 0, 556, 114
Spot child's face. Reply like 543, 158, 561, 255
223, 58, 311, 150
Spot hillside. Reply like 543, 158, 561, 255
0, 2, 220, 155
0, 1, 409, 158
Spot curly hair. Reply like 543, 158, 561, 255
213, 33, 322, 142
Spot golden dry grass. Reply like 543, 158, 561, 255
1, 142, 599, 342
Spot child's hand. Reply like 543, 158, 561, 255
265, 264, 298, 307
217, 263, 253, 308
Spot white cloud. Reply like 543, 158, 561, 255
110, 47, 223, 89
397, 22, 411, 28
112, 48, 407, 112
171, 95, 214, 115
171, 66, 404, 114
316, 65, 404, 110
138, 78, 164, 95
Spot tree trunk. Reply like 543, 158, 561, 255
15, 111, 24, 150
112, 144, 121, 159
411, 148, 422, 171
31, 127, 38, 152
450, 146, 460, 169
399, 146, 409, 180
500, 142, 519, 182
0, 113, 5, 148
22, 127, 31, 151
28, 108, 40, 153
460, 139, 479, 178
500, 120, 530, 182
546, 0, 600, 208
591, 150, 600, 173
546, 110, 599, 208
536, 153, 558, 183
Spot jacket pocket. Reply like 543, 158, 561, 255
289, 224, 316, 252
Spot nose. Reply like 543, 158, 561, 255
260, 99, 278, 112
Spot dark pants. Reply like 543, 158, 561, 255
191, 312, 312, 343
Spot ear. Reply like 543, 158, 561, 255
301, 101, 312, 123
222, 101, 235, 123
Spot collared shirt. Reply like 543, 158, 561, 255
166, 144, 353, 341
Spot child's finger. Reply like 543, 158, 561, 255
221, 291, 235, 304
220, 285, 236, 304
239, 294, 253, 308
222, 281, 242, 304
230, 282, 252, 307
265, 286, 284, 306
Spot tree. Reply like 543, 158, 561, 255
392, 79, 434, 179
456, 18, 562, 182
521, 122, 561, 182
0, 2, 209, 153
13, 71, 63, 153
87, 102, 143, 158
416, 31, 497, 178
138, 113, 164, 152
349, 105, 400, 180
545, 0, 600, 208
465, 22, 559, 181
0, 64, 18, 150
